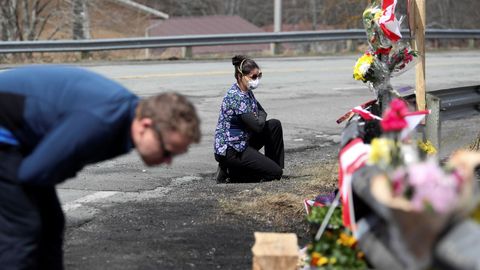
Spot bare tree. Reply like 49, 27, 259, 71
0, 0, 63, 41
224, 0, 242, 16
72, 0, 90, 39
0, 0, 18, 41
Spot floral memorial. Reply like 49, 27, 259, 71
301, 1, 480, 269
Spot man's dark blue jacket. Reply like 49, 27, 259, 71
0, 65, 139, 185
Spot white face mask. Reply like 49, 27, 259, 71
248, 78, 260, 90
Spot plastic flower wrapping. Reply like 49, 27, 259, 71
354, 0, 419, 96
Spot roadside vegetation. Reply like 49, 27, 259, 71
218, 161, 337, 234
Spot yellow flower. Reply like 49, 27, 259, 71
363, 7, 382, 21
337, 232, 357, 248
318, 256, 329, 266
353, 53, 374, 82
418, 140, 437, 155
368, 138, 393, 165
310, 252, 329, 266
329, 257, 337, 264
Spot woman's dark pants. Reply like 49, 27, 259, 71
0, 145, 65, 270
215, 119, 285, 181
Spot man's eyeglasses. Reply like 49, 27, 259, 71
248, 72, 262, 80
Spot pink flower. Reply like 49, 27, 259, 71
381, 99, 408, 132
407, 160, 458, 213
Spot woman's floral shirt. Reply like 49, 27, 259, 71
214, 83, 258, 155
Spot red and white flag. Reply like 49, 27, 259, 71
379, 0, 402, 42
351, 106, 383, 121
338, 138, 370, 231
400, 110, 430, 140
336, 100, 377, 124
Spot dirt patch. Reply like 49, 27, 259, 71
218, 162, 337, 231
64, 143, 340, 269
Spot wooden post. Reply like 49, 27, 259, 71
252, 232, 298, 270
411, 0, 426, 112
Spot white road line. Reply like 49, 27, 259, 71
62, 191, 119, 212
61, 175, 203, 213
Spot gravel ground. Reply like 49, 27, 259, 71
64, 141, 339, 270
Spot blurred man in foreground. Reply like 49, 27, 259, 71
0, 65, 201, 269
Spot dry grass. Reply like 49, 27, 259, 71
218, 162, 338, 230
468, 132, 480, 151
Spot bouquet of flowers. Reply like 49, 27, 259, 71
365, 98, 480, 269
353, 46, 418, 86
353, 52, 388, 84
362, 3, 392, 53
387, 43, 419, 76
354, 1, 418, 97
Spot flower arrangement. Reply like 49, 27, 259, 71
353, 52, 374, 82
353, 52, 388, 84
387, 43, 419, 76
362, 4, 391, 52
368, 99, 473, 213
353, 46, 418, 86
354, 1, 418, 96
365, 98, 480, 268
304, 206, 367, 270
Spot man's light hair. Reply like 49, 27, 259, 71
137, 92, 201, 143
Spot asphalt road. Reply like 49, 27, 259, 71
57, 51, 480, 269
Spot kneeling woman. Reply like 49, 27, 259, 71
214, 55, 284, 183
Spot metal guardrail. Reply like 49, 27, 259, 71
433, 85, 480, 120
0, 29, 479, 53
423, 85, 480, 151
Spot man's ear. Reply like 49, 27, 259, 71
139, 118, 153, 134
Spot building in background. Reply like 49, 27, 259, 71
147, 15, 269, 58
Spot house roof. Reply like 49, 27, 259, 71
148, 15, 268, 54
149, 15, 265, 36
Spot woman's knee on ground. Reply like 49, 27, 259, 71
266, 119, 282, 130
266, 166, 283, 181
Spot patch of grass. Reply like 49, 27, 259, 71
218, 161, 338, 230
468, 132, 480, 151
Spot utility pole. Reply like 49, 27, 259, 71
311, 0, 317, 30
271, 0, 282, 55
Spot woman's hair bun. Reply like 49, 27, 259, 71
232, 55, 247, 66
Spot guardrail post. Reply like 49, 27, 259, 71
80, 51, 90, 60
425, 93, 441, 151
182, 46, 192, 59
270, 43, 282, 56
468, 39, 475, 49
346, 39, 354, 52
